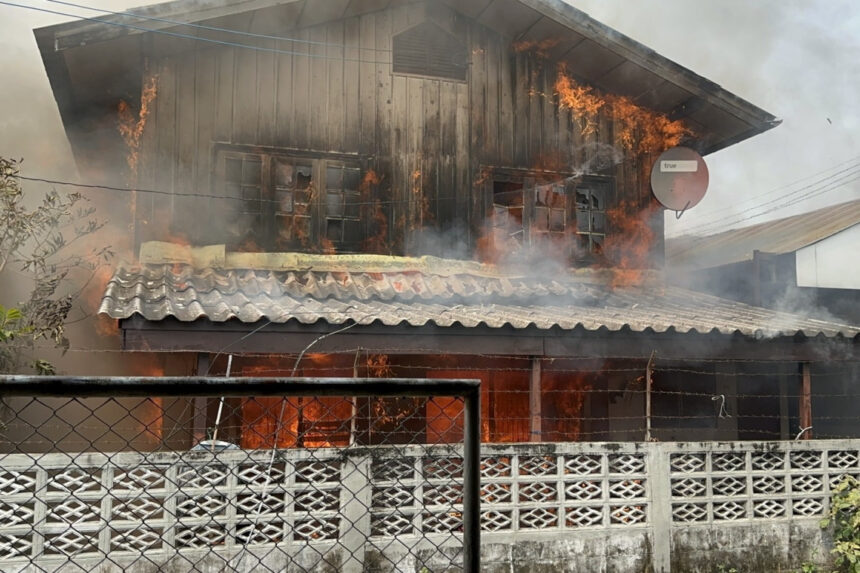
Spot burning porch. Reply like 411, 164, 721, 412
98, 245, 860, 449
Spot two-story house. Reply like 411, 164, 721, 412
35, 0, 858, 448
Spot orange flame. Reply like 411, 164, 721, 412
117, 71, 159, 177
603, 201, 657, 287
554, 65, 691, 154
320, 237, 337, 255
512, 38, 561, 59
367, 354, 393, 377
542, 369, 592, 441
360, 170, 389, 253
411, 168, 433, 231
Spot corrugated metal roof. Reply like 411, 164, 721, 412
667, 199, 860, 270
99, 260, 859, 338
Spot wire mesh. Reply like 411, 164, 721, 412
0, 377, 480, 573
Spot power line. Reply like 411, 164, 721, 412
692, 164, 860, 234
14, 174, 467, 209
670, 166, 860, 249
695, 171, 860, 235
1, 1, 398, 66
44, 0, 393, 52
668, 154, 860, 233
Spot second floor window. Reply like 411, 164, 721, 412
574, 182, 607, 257
489, 172, 611, 262
217, 147, 363, 252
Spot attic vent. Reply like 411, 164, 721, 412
393, 22, 467, 81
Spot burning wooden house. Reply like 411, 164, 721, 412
35, 0, 859, 447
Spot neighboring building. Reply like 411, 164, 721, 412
666, 199, 860, 324
667, 199, 860, 439
32, 0, 858, 447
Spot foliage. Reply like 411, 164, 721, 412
0, 157, 112, 373
821, 476, 860, 572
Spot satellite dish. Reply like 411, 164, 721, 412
650, 146, 709, 214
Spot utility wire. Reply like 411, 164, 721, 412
689, 165, 860, 235
14, 174, 466, 209
15, 166, 859, 237
0, 1, 399, 66
669, 168, 860, 256
677, 154, 860, 225
44, 0, 393, 52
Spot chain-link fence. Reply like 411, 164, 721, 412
0, 376, 481, 573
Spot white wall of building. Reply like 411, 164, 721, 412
796, 224, 860, 289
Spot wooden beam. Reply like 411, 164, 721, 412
778, 365, 790, 440
516, 0, 780, 130
799, 363, 813, 440
192, 353, 210, 445
529, 357, 542, 442
119, 317, 860, 363
645, 351, 655, 442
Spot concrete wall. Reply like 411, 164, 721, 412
0, 440, 855, 572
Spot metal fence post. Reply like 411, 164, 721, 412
463, 385, 481, 573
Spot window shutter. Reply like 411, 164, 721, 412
393, 23, 467, 81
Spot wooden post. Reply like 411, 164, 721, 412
752, 250, 762, 307
645, 351, 656, 442
529, 357, 542, 442
799, 362, 813, 440
192, 353, 210, 445
778, 365, 790, 440
349, 349, 360, 446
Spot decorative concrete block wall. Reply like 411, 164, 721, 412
0, 441, 857, 572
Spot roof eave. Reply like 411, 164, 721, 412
515, 0, 780, 152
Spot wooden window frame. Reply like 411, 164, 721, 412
484, 168, 613, 261
213, 144, 366, 252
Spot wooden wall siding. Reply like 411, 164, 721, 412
137, 1, 656, 256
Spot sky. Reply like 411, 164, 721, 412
0, 0, 858, 238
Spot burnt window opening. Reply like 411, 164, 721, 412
492, 181, 525, 247
533, 183, 571, 241
273, 158, 314, 248
488, 173, 611, 261
324, 165, 362, 246
393, 22, 468, 81
224, 155, 264, 228
217, 149, 364, 252
489, 176, 574, 255
574, 183, 608, 259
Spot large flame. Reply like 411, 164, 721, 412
542, 368, 592, 441
603, 201, 658, 287
554, 65, 690, 155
